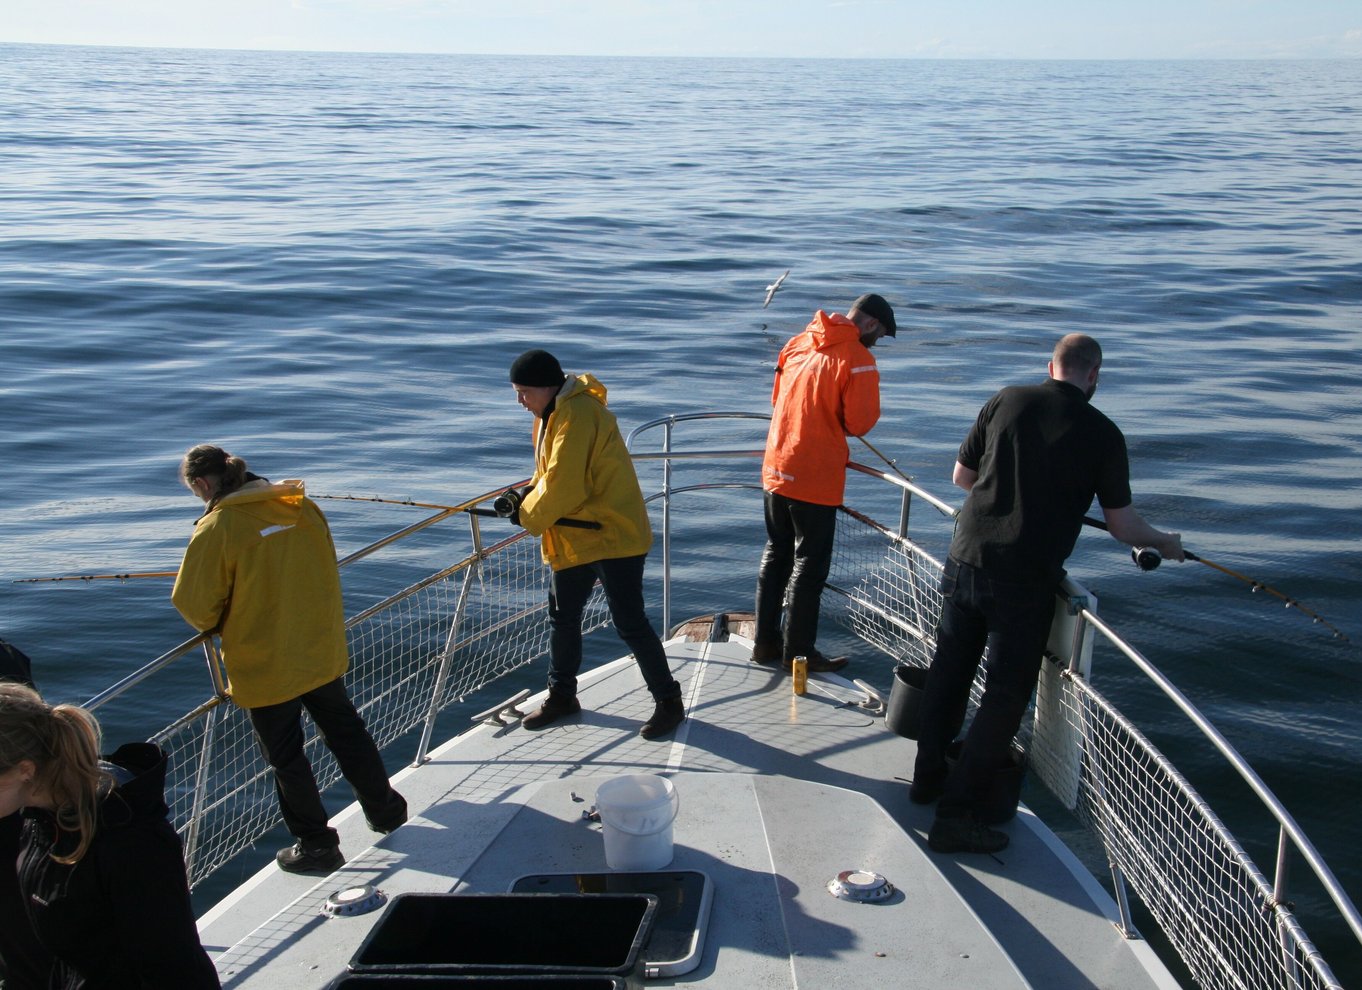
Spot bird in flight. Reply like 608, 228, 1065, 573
763, 270, 789, 309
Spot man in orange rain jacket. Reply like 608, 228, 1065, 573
753, 292, 897, 673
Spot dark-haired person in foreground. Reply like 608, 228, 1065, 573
1, 682, 220, 988
172, 445, 406, 874
752, 292, 896, 674
912, 333, 1184, 854
507, 350, 686, 740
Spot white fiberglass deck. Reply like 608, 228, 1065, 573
200, 634, 1177, 990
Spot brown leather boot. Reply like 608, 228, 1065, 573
639, 696, 686, 740
521, 692, 581, 730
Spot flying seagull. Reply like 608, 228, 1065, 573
763, 269, 789, 309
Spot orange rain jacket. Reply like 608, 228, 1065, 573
762, 310, 881, 506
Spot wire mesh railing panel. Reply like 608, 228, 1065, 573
831, 505, 945, 670
1043, 660, 1340, 990
153, 702, 280, 887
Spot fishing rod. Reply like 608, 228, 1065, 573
314, 493, 473, 512
315, 492, 602, 530
854, 434, 914, 484
13, 570, 179, 584
1082, 516, 1350, 643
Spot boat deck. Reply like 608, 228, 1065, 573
200, 632, 1179, 989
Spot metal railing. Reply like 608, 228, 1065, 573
81, 413, 1357, 990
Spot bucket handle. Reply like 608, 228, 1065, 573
600, 788, 680, 836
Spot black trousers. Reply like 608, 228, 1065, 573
914, 557, 1056, 819
547, 553, 680, 702
248, 676, 406, 850
754, 491, 837, 661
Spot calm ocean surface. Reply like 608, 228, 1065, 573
2, 45, 1359, 978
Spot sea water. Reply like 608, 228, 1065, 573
1, 45, 1359, 978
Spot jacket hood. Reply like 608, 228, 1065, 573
806, 310, 864, 351
97, 742, 170, 829
199, 478, 306, 525
559, 372, 607, 406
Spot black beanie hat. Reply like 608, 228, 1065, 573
509, 349, 567, 388
850, 293, 897, 337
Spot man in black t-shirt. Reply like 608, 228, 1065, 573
913, 334, 1184, 855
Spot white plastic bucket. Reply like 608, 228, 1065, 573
595, 774, 679, 871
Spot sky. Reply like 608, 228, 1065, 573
4, 0, 1361, 59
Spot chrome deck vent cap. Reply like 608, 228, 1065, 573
827, 869, 895, 903
322, 884, 387, 918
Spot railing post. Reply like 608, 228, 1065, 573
413, 538, 480, 767
1274, 826, 1303, 986
181, 701, 219, 884
661, 420, 674, 636
182, 638, 226, 884
202, 635, 227, 697
898, 486, 911, 539
1273, 824, 1292, 906
1109, 861, 1139, 938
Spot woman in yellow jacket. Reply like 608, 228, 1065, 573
171, 445, 406, 874
507, 350, 685, 740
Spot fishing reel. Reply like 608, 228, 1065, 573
1131, 546, 1162, 572
493, 486, 533, 521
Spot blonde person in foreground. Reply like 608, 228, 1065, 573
172, 444, 406, 874
0, 682, 220, 988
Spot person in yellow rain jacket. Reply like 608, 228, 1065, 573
505, 350, 685, 741
171, 445, 405, 875
752, 292, 897, 674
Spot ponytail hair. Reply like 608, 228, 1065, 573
179, 444, 249, 498
0, 683, 105, 864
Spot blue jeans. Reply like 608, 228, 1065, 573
753, 492, 837, 660
914, 557, 1056, 818
548, 554, 680, 702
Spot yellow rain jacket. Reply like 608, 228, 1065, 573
517, 374, 653, 572
763, 310, 881, 506
171, 478, 348, 709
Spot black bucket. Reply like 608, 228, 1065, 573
885, 664, 928, 739
945, 741, 1027, 825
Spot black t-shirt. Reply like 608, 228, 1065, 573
951, 378, 1132, 583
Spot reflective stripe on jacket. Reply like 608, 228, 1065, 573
517, 373, 653, 571
762, 310, 881, 506
171, 479, 348, 709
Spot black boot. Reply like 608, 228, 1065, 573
276, 841, 345, 874
521, 691, 581, 730
639, 696, 686, 740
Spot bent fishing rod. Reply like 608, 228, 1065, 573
1082, 516, 1350, 643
